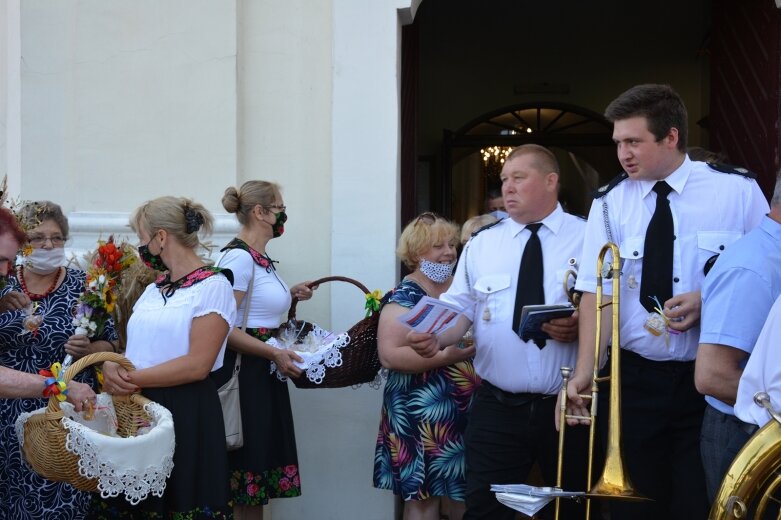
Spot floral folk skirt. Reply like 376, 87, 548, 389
212, 327, 302, 506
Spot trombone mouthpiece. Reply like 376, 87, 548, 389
560, 366, 573, 379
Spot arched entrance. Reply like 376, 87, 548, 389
440, 102, 619, 223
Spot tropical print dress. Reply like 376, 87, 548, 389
373, 279, 479, 501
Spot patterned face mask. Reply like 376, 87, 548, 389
271, 211, 288, 238
419, 259, 455, 283
137, 237, 167, 271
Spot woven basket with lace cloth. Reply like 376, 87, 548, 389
15, 352, 175, 504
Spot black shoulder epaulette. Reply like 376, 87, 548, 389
706, 162, 757, 179
470, 218, 503, 239
592, 171, 629, 199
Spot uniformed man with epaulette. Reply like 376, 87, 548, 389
564, 84, 769, 520
407, 144, 590, 519
695, 174, 781, 504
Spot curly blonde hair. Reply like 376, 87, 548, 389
397, 212, 459, 271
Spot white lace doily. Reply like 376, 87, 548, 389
16, 393, 174, 505
268, 325, 351, 385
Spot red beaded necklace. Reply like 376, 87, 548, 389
18, 266, 62, 301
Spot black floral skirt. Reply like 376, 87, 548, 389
212, 327, 302, 506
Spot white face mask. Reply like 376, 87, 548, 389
25, 247, 65, 275
419, 259, 455, 284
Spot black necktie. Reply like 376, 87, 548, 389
640, 181, 674, 312
513, 223, 546, 348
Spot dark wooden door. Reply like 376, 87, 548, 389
710, 0, 781, 198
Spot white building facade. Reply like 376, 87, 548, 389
1, 1, 424, 517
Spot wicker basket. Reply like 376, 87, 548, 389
286, 276, 387, 389
20, 352, 153, 492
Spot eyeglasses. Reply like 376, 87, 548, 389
28, 235, 66, 247
266, 204, 287, 212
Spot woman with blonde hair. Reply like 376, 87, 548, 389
214, 180, 314, 519
373, 212, 478, 520
92, 196, 236, 519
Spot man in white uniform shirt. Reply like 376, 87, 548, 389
735, 294, 781, 430
565, 84, 768, 520
409, 144, 588, 519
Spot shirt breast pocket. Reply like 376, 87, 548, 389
697, 231, 742, 276
473, 274, 513, 322
618, 236, 645, 291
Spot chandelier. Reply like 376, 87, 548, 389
480, 146, 514, 180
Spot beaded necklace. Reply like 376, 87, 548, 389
18, 266, 62, 301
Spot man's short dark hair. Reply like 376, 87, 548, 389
605, 84, 688, 153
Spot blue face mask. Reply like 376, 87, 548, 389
489, 210, 509, 220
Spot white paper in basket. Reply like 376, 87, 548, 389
16, 393, 175, 505
267, 324, 351, 385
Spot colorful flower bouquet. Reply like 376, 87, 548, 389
72, 236, 137, 339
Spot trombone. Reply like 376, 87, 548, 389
554, 242, 648, 520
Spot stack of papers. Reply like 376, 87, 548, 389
396, 295, 464, 335
491, 484, 584, 517
518, 304, 576, 342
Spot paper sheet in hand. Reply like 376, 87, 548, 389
396, 295, 464, 335
491, 484, 584, 516
518, 304, 575, 342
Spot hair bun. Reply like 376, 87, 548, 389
184, 207, 204, 234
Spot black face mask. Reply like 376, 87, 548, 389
271, 211, 288, 238
138, 238, 167, 271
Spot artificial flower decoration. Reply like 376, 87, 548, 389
643, 295, 681, 347
72, 236, 136, 338
39, 362, 68, 401
364, 289, 383, 317
21, 301, 43, 337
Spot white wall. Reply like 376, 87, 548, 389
1, 0, 22, 196
4, 1, 411, 518
19, 0, 238, 212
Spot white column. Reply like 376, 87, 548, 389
0, 0, 22, 198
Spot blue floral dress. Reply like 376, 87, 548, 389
0, 267, 114, 520
373, 279, 479, 501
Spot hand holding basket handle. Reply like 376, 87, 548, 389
285, 276, 385, 389
23, 352, 152, 492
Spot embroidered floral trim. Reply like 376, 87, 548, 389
246, 327, 277, 343
229, 465, 302, 506
89, 498, 231, 519
154, 266, 231, 303
221, 238, 277, 272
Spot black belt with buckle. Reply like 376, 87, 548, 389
481, 380, 551, 407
